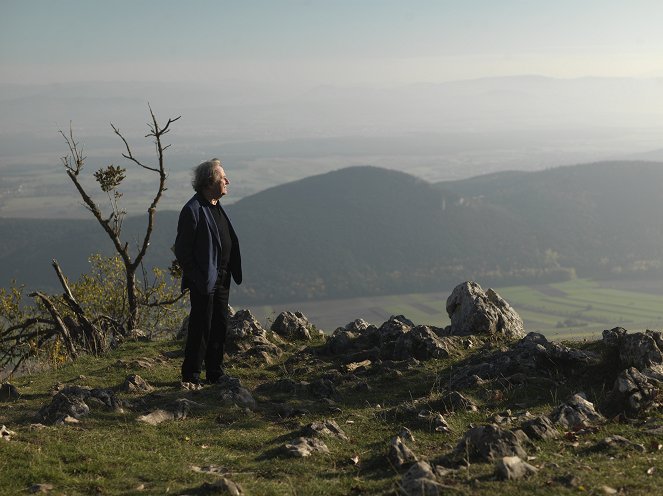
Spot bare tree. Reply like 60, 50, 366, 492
60, 106, 181, 333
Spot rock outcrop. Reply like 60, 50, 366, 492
446, 281, 525, 339
271, 311, 317, 340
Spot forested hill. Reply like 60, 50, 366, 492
2, 161, 663, 304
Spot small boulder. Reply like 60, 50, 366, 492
271, 311, 314, 341
284, 437, 330, 457
121, 374, 154, 393
302, 420, 348, 440
198, 477, 244, 495
604, 367, 657, 417
446, 281, 525, 339
399, 461, 449, 496
388, 435, 418, 468
454, 424, 528, 462
619, 331, 663, 370
520, 415, 560, 440
1, 424, 16, 441
548, 393, 605, 429
495, 455, 538, 480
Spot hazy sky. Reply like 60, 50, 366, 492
3, 0, 663, 86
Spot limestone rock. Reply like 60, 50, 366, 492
446, 281, 525, 339
284, 436, 330, 457
448, 332, 599, 390
605, 367, 657, 417
549, 393, 605, 429
388, 435, 418, 468
303, 420, 348, 440
137, 398, 196, 425
619, 331, 663, 370
454, 424, 528, 462
0, 383, 20, 402
216, 375, 257, 411
121, 374, 154, 393
439, 391, 478, 413
271, 311, 314, 340
520, 416, 560, 440
36, 386, 121, 425
1, 424, 16, 441
399, 461, 449, 496
394, 325, 457, 360
137, 409, 175, 425
199, 477, 244, 495
227, 309, 283, 363
495, 455, 538, 480
326, 319, 375, 355
594, 435, 646, 453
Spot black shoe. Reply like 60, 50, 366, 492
205, 371, 226, 384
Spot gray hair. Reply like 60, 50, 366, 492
192, 158, 222, 193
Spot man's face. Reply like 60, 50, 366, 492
210, 165, 229, 199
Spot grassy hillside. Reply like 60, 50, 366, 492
1, 325, 660, 495
4, 161, 663, 304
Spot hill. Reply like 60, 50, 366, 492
3, 162, 663, 303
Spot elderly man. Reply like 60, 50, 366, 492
174, 158, 242, 386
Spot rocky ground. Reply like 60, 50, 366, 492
1, 281, 662, 495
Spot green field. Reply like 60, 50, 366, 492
245, 278, 663, 340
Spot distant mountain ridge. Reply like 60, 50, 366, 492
2, 161, 663, 304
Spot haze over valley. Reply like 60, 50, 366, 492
3, 76, 663, 218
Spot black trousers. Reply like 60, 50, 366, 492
181, 271, 230, 382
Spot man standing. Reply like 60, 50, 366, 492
174, 158, 242, 386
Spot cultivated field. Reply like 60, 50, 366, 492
246, 278, 663, 340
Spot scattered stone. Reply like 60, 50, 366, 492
191, 465, 229, 475
115, 358, 156, 369
216, 375, 257, 411
1, 424, 16, 441
137, 409, 175, 425
432, 414, 451, 433
284, 437, 330, 457
495, 455, 538, 480
448, 332, 599, 390
388, 435, 418, 468
554, 474, 582, 488
0, 383, 20, 402
227, 309, 283, 363
137, 398, 197, 425
454, 424, 528, 462
121, 374, 154, 393
594, 435, 646, 453
28, 484, 54, 493
520, 416, 560, 440
445, 281, 525, 339
302, 420, 348, 440
600, 486, 619, 495
308, 378, 338, 400
399, 461, 448, 496
393, 325, 458, 360
439, 391, 478, 413
197, 477, 244, 495
604, 367, 657, 417
549, 393, 605, 429
399, 426, 415, 443
271, 311, 314, 340
36, 387, 101, 425
619, 331, 663, 370
344, 359, 372, 373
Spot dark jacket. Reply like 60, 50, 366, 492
174, 193, 242, 294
